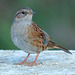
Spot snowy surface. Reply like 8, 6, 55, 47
0, 50, 75, 75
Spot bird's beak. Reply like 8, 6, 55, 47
29, 11, 35, 15
30, 11, 35, 14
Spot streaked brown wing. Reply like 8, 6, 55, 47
27, 22, 50, 50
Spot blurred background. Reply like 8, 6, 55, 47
0, 0, 75, 50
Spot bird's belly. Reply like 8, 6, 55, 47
11, 34, 42, 54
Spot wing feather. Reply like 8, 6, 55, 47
27, 22, 50, 50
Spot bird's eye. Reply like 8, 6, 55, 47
21, 12, 28, 15
21, 12, 25, 14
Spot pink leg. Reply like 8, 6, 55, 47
15, 53, 30, 65
27, 53, 40, 66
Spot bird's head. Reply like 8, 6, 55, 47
15, 7, 35, 22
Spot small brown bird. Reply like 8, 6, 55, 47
11, 7, 72, 66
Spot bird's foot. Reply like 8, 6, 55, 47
14, 62, 30, 65
24, 62, 40, 66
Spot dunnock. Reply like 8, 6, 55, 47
11, 7, 72, 66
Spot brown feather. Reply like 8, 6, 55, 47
47, 40, 72, 54
55, 44, 72, 54
27, 22, 72, 54
27, 22, 47, 51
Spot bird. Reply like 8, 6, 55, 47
11, 7, 72, 66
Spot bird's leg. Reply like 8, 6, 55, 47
15, 53, 30, 65
27, 53, 40, 66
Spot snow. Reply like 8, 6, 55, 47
0, 50, 75, 75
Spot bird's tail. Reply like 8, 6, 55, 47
47, 40, 72, 54
55, 44, 72, 54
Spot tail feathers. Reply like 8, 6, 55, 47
55, 44, 72, 54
